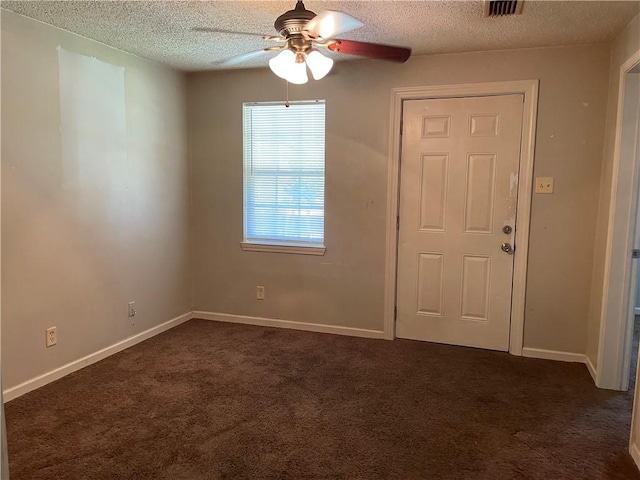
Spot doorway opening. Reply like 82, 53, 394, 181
596, 50, 640, 390
628, 198, 640, 392
596, 52, 640, 393
621, 62, 640, 393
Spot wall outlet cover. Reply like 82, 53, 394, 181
535, 176, 554, 194
46, 327, 57, 347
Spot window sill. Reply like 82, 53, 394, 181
240, 242, 326, 256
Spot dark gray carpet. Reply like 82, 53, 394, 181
5, 319, 640, 479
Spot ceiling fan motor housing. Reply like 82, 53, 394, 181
274, 1, 316, 37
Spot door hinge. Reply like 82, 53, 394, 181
394, 306, 397, 320
633, 249, 639, 259
396, 216, 400, 230
400, 120, 403, 135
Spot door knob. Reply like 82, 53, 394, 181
502, 225, 513, 234
501, 243, 513, 254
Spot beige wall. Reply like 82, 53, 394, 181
189, 43, 610, 353
1, 11, 191, 390
587, 13, 640, 369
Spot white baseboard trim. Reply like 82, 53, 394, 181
631, 441, 640, 470
3, 312, 193, 403
522, 347, 588, 364
193, 311, 386, 339
586, 355, 597, 383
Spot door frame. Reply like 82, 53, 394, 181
383, 80, 539, 356
596, 49, 640, 391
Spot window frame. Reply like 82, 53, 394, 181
241, 100, 327, 256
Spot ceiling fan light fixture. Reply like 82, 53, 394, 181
286, 56, 309, 84
269, 49, 296, 80
269, 48, 309, 84
306, 50, 333, 80
201, 2, 412, 77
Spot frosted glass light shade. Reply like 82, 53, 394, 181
269, 50, 309, 84
286, 59, 309, 84
269, 50, 296, 80
306, 50, 334, 80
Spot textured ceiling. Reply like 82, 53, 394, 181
2, 1, 639, 72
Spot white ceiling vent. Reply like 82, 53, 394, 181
484, 0, 524, 17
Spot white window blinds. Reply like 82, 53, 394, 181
243, 101, 325, 247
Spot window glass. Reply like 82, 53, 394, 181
243, 101, 325, 247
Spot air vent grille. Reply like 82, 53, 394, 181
484, 0, 523, 17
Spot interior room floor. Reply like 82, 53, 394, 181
5, 319, 640, 480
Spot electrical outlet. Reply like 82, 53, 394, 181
256, 286, 265, 300
535, 177, 554, 194
128, 301, 137, 317
46, 327, 57, 347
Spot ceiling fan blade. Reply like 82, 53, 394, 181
328, 40, 411, 63
193, 27, 268, 38
305, 10, 363, 39
214, 49, 272, 67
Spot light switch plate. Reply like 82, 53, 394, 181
535, 177, 554, 194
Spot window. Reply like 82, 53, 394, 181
241, 100, 326, 255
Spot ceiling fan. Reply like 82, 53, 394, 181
198, 1, 412, 84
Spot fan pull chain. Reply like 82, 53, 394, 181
285, 80, 290, 108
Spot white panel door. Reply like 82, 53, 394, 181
396, 95, 524, 351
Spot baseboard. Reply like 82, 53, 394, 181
522, 347, 588, 364
193, 311, 385, 339
635, 307, 640, 316
631, 441, 640, 470
586, 355, 597, 383
3, 312, 193, 402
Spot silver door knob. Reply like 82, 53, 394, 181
501, 243, 513, 254
502, 225, 513, 234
